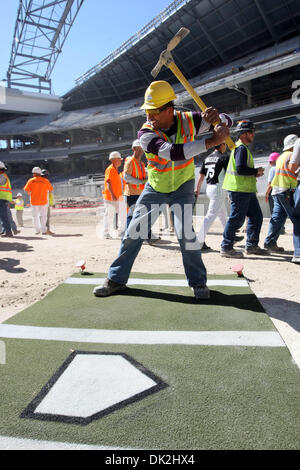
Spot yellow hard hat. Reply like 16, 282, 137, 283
141, 81, 177, 110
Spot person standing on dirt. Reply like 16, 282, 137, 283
102, 151, 126, 239
195, 142, 236, 252
24, 167, 53, 235
41, 169, 55, 235
14, 192, 24, 228
123, 139, 147, 229
0, 161, 14, 238
220, 120, 265, 258
264, 134, 300, 263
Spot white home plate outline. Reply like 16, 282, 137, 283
20, 351, 168, 425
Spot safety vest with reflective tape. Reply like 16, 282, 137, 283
271, 151, 297, 189
0, 173, 12, 202
222, 140, 256, 193
15, 197, 24, 210
126, 156, 146, 190
142, 111, 196, 193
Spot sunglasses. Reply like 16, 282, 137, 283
145, 103, 171, 115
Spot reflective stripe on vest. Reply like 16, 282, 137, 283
15, 198, 24, 210
129, 157, 146, 190
142, 111, 195, 193
222, 140, 256, 193
0, 173, 12, 202
271, 151, 297, 189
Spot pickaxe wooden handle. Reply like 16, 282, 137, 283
151, 28, 236, 150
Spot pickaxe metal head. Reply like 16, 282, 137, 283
151, 27, 190, 78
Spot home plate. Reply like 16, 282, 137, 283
21, 351, 168, 425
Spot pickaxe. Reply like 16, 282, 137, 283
151, 27, 236, 150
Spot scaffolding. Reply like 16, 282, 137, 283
7, 0, 84, 93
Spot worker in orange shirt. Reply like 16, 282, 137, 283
24, 166, 53, 235
102, 152, 126, 239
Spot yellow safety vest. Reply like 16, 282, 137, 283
15, 198, 24, 210
223, 140, 256, 193
142, 111, 196, 193
271, 151, 297, 189
0, 173, 12, 202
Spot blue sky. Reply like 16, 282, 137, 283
0, 0, 174, 96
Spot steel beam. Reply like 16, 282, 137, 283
7, 0, 84, 94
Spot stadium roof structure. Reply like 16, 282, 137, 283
63, 0, 300, 111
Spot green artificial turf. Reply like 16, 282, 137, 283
0, 338, 299, 450
5, 273, 272, 332
1, 272, 299, 450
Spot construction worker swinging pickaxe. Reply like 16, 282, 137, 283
151, 27, 236, 150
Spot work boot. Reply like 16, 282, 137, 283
264, 243, 284, 253
146, 236, 161, 245
291, 256, 300, 264
93, 278, 127, 297
201, 242, 212, 253
220, 248, 244, 258
1, 231, 13, 238
245, 246, 269, 255
193, 286, 210, 300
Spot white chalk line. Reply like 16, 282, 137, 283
0, 435, 134, 450
64, 277, 249, 287
0, 324, 285, 347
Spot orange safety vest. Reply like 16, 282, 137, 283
0, 172, 12, 202
126, 156, 146, 190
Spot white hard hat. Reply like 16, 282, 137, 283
109, 151, 122, 160
17, 192, 23, 197
0, 161, 7, 170
32, 166, 42, 174
283, 134, 298, 151
132, 139, 141, 149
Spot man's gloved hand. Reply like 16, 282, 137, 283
202, 107, 219, 124
219, 113, 233, 128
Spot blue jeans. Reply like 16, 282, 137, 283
125, 195, 141, 229
221, 191, 263, 250
125, 194, 152, 238
108, 180, 207, 287
0, 200, 11, 233
268, 195, 286, 233
264, 189, 300, 256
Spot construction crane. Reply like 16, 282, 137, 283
7, 0, 84, 94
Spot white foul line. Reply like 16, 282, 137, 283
64, 277, 249, 287
0, 324, 285, 347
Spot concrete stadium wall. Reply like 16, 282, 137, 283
12, 181, 271, 217
53, 182, 271, 218
52, 183, 102, 200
